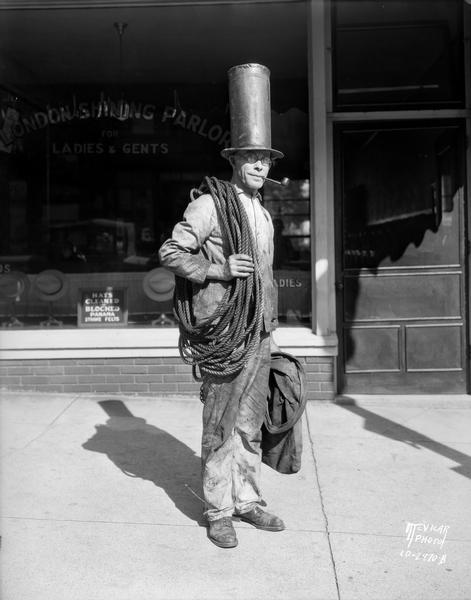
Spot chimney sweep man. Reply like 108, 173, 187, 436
159, 64, 284, 548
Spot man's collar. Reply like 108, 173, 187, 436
232, 182, 262, 202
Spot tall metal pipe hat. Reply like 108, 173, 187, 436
221, 63, 284, 160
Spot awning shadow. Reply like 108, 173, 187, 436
338, 400, 471, 480
82, 400, 203, 523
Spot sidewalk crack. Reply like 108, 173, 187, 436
1, 395, 81, 459
306, 413, 341, 600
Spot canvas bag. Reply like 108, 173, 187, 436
261, 351, 307, 474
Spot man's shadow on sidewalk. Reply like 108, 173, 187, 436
82, 400, 204, 523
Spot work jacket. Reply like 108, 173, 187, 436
262, 351, 307, 474
158, 185, 278, 332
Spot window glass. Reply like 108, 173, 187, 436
264, 178, 311, 325
340, 124, 464, 271
332, 0, 464, 110
0, 2, 309, 328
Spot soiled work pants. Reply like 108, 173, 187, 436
201, 334, 271, 521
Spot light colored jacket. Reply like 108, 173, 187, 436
158, 189, 278, 332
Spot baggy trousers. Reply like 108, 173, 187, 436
200, 334, 271, 521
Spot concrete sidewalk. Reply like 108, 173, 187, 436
1, 391, 470, 600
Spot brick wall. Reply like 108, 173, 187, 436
0, 356, 335, 400
302, 356, 336, 400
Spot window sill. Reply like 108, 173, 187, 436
0, 327, 338, 359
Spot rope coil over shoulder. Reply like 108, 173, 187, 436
173, 176, 264, 380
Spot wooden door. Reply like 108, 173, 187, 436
336, 123, 467, 393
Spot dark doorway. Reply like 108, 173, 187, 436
335, 122, 468, 393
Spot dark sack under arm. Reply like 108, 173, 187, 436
261, 352, 307, 474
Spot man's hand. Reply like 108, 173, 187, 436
208, 254, 254, 281
223, 254, 254, 280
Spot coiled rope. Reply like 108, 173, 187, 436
173, 176, 264, 380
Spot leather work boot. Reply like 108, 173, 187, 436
236, 506, 285, 531
208, 517, 238, 548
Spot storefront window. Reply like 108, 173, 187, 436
332, 0, 464, 110
0, 1, 310, 328
264, 179, 311, 324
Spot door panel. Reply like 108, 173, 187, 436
344, 326, 401, 373
344, 272, 461, 321
337, 123, 467, 393
405, 324, 462, 371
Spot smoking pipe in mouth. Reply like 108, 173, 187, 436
262, 176, 290, 186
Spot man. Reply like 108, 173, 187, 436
159, 64, 285, 548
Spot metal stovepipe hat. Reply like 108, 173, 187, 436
221, 63, 284, 161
